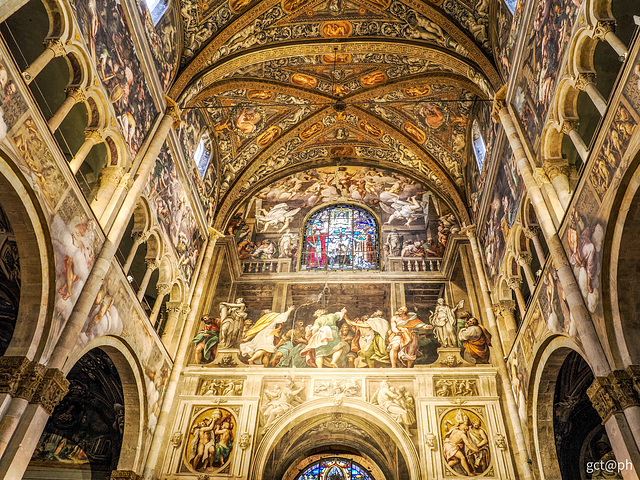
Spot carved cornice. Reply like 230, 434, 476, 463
31, 368, 69, 415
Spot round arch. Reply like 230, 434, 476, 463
529, 335, 588, 480
250, 397, 422, 480
0, 148, 54, 361
65, 335, 147, 472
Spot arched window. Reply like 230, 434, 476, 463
300, 204, 379, 271
193, 132, 212, 178
296, 457, 374, 480
471, 120, 486, 172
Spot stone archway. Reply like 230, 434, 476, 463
251, 398, 422, 480
0, 149, 53, 360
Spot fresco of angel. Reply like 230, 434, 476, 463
256, 203, 301, 232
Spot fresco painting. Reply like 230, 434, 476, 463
234, 166, 460, 268
440, 408, 491, 476
191, 288, 484, 369
479, 148, 524, 279
468, 103, 498, 221
0, 55, 27, 141
135, 0, 179, 90
72, 0, 157, 154
147, 145, 204, 282
514, 0, 581, 147
184, 407, 236, 473
496, 0, 521, 79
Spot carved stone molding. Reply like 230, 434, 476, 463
110, 471, 142, 480
239, 432, 252, 450
15, 361, 47, 402
494, 433, 507, 450
587, 377, 620, 423
0, 357, 31, 396
31, 368, 70, 415
170, 431, 182, 448
425, 432, 437, 449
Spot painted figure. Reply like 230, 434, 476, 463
388, 306, 429, 368
371, 380, 415, 430
458, 313, 492, 364
240, 306, 294, 365
192, 315, 221, 364
218, 298, 247, 348
301, 307, 348, 368
261, 379, 304, 429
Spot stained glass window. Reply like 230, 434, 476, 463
471, 120, 486, 172
300, 204, 379, 271
295, 458, 374, 480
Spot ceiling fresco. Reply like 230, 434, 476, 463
168, 0, 505, 228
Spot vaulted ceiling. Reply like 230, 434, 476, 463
171, 0, 503, 228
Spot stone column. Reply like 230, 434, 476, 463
517, 253, 536, 291
0, 368, 69, 477
22, 38, 66, 84
149, 283, 171, 327
524, 226, 546, 264
588, 373, 640, 478
137, 259, 158, 301
98, 172, 132, 227
69, 128, 104, 174
123, 231, 148, 274
575, 73, 608, 116
47, 86, 86, 132
161, 301, 182, 346
143, 229, 224, 480
594, 20, 628, 61
463, 226, 534, 480
90, 167, 125, 221
499, 300, 518, 346
493, 87, 612, 377
561, 120, 589, 163
543, 157, 572, 210
507, 277, 526, 318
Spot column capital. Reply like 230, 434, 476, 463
461, 224, 477, 237
145, 258, 159, 270
31, 368, 70, 415
166, 301, 182, 314
118, 172, 133, 189
131, 230, 150, 243
608, 370, 640, 410
65, 86, 86, 103
517, 253, 533, 266
506, 277, 522, 290
491, 85, 508, 123
110, 471, 142, 480
84, 128, 104, 144
593, 20, 616, 41
164, 95, 182, 128
588, 377, 620, 422
574, 72, 597, 91
561, 119, 579, 135
499, 300, 517, 314
44, 38, 66, 57
523, 226, 542, 239
182, 305, 192, 315
100, 167, 126, 187
0, 356, 32, 396
543, 157, 570, 180
15, 361, 47, 401
157, 283, 172, 296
